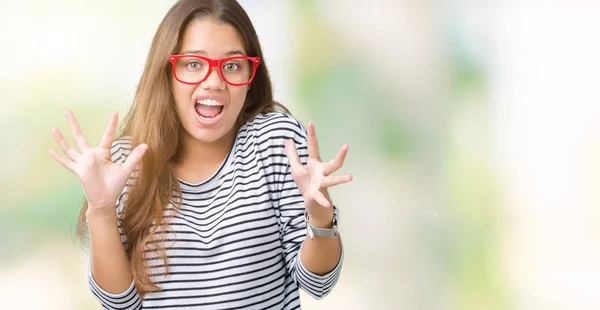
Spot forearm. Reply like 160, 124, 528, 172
300, 233, 342, 275
87, 205, 133, 294
300, 198, 342, 275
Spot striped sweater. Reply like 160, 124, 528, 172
88, 112, 343, 309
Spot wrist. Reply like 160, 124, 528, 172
307, 205, 335, 228
305, 206, 339, 240
305, 197, 334, 228
309, 214, 334, 229
86, 205, 117, 224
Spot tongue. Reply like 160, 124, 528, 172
196, 105, 221, 118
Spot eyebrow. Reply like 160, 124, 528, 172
180, 49, 246, 56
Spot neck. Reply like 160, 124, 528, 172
175, 127, 237, 184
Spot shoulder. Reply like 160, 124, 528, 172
236, 112, 308, 161
110, 137, 133, 164
241, 112, 307, 144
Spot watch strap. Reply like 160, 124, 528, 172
305, 207, 339, 240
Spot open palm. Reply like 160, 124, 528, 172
284, 121, 352, 215
48, 110, 148, 210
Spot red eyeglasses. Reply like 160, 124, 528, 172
168, 55, 260, 86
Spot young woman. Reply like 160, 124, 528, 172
49, 0, 352, 309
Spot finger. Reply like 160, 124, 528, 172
321, 174, 353, 188
323, 144, 349, 175
99, 111, 119, 150
65, 110, 91, 151
52, 127, 80, 161
121, 143, 148, 174
48, 148, 75, 173
307, 121, 321, 161
284, 139, 303, 171
312, 190, 332, 208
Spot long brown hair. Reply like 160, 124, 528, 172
77, 0, 288, 296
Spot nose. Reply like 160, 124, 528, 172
201, 67, 225, 90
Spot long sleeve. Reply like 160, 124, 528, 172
264, 114, 344, 299
277, 155, 344, 299
89, 271, 142, 310
87, 138, 143, 310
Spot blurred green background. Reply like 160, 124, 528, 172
2, 1, 600, 309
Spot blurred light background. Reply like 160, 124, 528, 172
1, 0, 599, 309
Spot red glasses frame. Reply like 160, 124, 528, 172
168, 55, 261, 86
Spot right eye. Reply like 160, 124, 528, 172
185, 61, 202, 70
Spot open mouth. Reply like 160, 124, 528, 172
195, 99, 224, 119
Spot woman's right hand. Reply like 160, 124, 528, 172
49, 110, 148, 212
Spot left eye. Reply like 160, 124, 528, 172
223, 62, 239, 71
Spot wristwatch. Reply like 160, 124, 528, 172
305, 207, 339, 240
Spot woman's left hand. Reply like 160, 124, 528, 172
284, 121, 353, 226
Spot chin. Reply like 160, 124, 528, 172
185, 117, 237, 144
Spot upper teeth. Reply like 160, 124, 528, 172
196, 99, 223, 106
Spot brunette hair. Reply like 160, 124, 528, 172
77, 0, 288, 295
